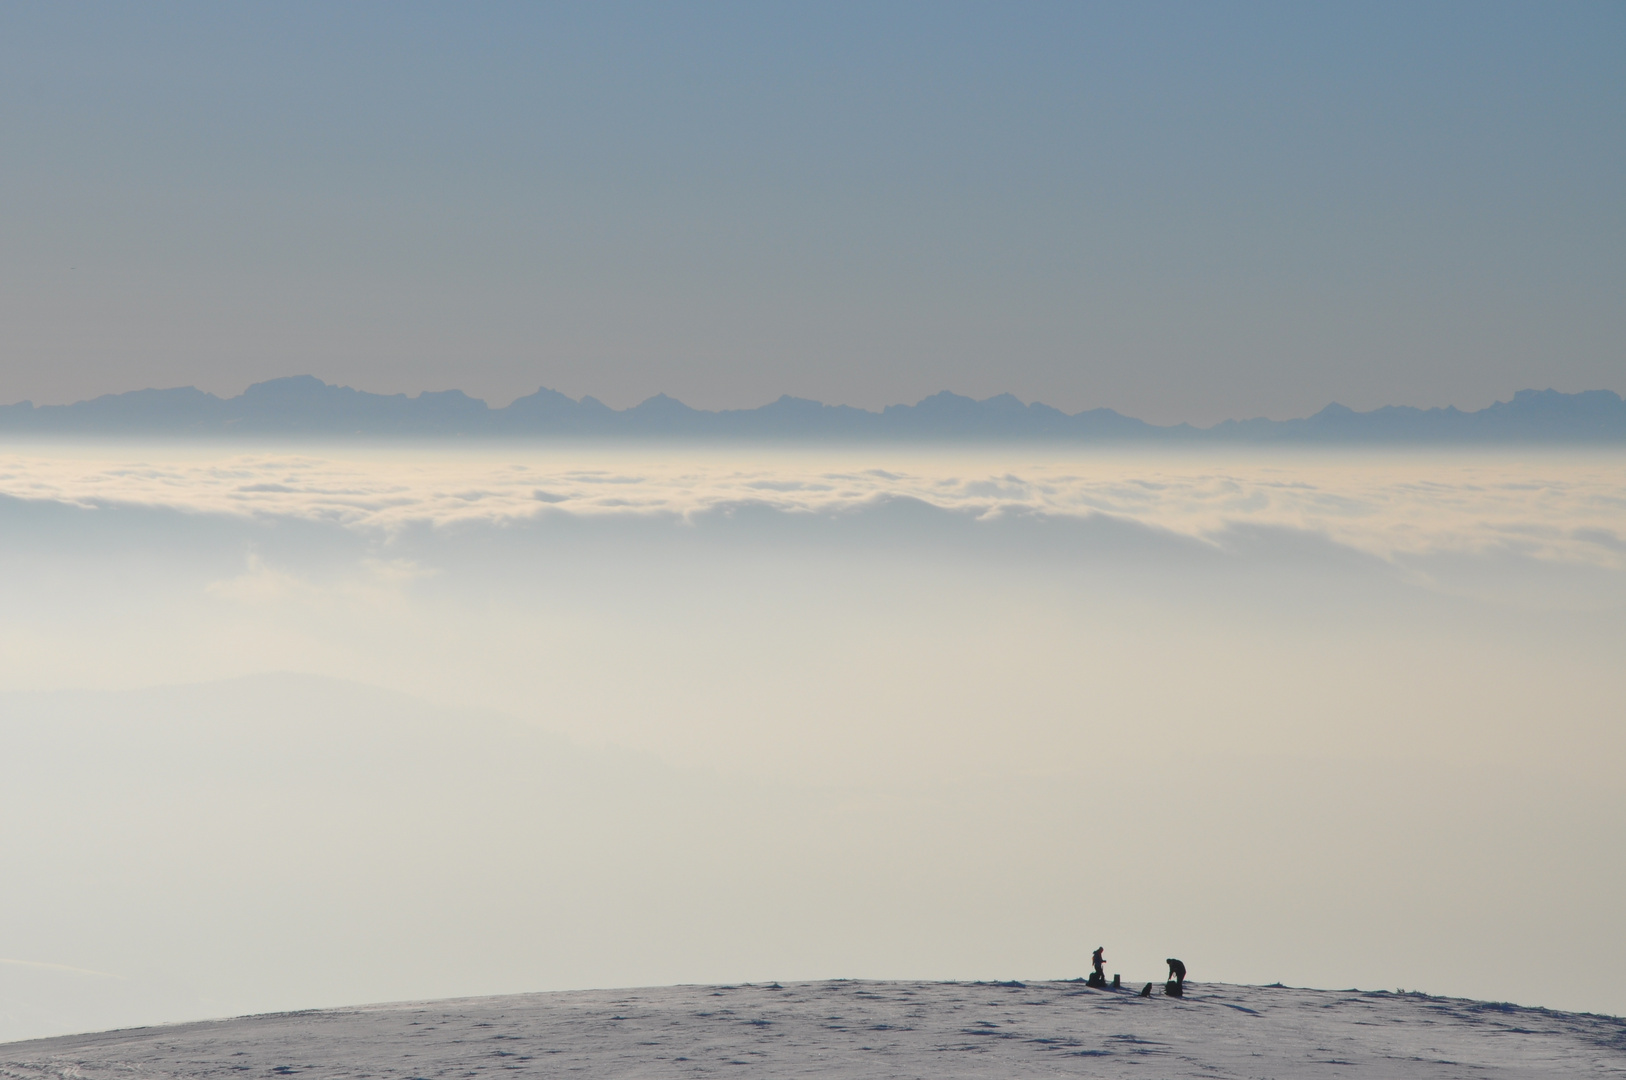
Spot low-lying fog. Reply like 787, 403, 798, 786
1, 442, 1622, 1040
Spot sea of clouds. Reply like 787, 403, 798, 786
3, 443, 1623, 570
1, 442, 1623, 1036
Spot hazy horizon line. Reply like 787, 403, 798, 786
7, 374, 1626, 419
4, 375, 1626, 442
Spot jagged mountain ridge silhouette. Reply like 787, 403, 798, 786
4, 375, 1625, 441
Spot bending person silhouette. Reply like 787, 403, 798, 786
1085, 946, 1107, 987
1166, 958, 1186, 985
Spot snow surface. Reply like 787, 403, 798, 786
2, 980, 1622, 1079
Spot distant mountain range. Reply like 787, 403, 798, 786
3, 376, 1624, 442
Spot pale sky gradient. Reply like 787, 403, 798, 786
2, 2, 1623, 423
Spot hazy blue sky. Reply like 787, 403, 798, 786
1, 2, 1622, 422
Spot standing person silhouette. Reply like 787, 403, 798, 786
1091, 947, 1106, 985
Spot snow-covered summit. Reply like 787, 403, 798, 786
3, 979, 1621, 1079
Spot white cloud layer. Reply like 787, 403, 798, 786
2, 443, 1623, 569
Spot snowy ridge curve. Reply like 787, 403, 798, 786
3, 979, 1622, 1079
